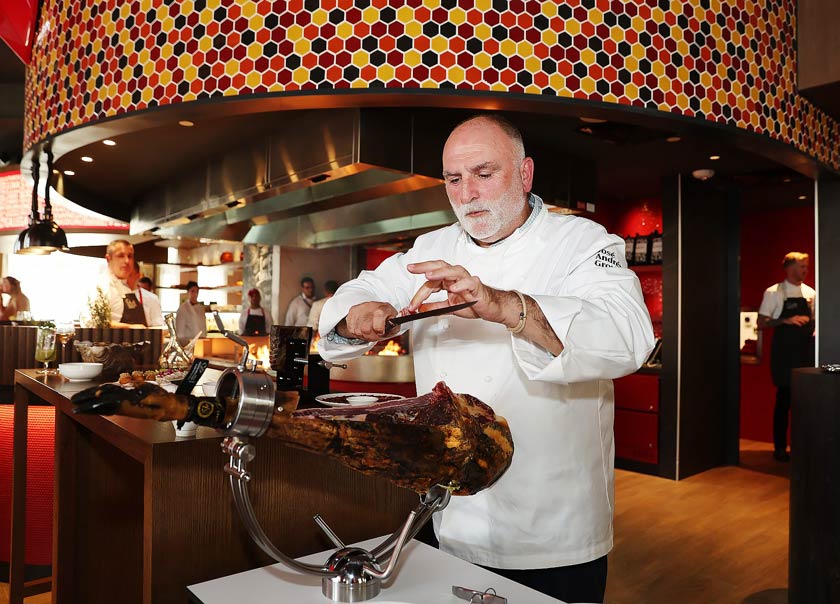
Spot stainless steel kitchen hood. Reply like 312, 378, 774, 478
131, 108, 456, 247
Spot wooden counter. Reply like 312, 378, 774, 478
10, 370, 417, 604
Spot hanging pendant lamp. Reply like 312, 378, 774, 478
14, 148, 68, 255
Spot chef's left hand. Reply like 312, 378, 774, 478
406, 260, 515, 328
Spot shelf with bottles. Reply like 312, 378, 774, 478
623, 231, 663, 267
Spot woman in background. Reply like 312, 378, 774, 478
0, 276, 31, 320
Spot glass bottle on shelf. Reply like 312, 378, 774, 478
625, 235, 636, 266
633, 233, 649, 265
650, 230, 663, 264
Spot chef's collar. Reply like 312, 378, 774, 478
473, 193, 543, 248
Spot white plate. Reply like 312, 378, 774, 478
315, 392, 405, 407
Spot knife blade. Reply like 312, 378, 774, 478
385, 300, 477, 330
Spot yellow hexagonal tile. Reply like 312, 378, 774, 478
700, 72, 712, 88
525, 56, 541, 73
362, 6, 379, 24
352, 50, 369, 68
249, 15, 263, 31
517, 41, 534, 58
490, 82, 507, 92
424, 0, 441, 9
565, 20, 580, 36
542, 30, 558, 46
287, 24, 303, 41
581, 77, 597, 95
200, 9, 213, 26
351, 79, 367, 89
449, 8, 466, 25
580, 48, 596, 65
336, 22, 353, 39
244, 71, 259, 89
474, 23, 491, 40
701, 98, 713, 115
625, 82, 639, 100
652, 61, 665, 77
311, 9, 328, 26
405, 20, 422, 38
610, 26, 625, 43
541, 2, 558, 18
200, 36, 213, 52
159, 70, 171, 86
396, 6, 414, 23
160, 15, 174, 32
378, 64, 395, 81
421, 79, 438, 89
625, 56, 638, 72
447, 65, 465, 84
589, 8, 603, 25
248, 42, 262, 60
241, 2, 256, 18
295, 39, 311, 55
179, 54, 192, 69
142, 86, 154, 104
225, 60, 239, 77
677, 66, 689, 82
658, 75, 671, 91
293, 67, 309, 86
476, 0, 491, 11
631, 16, 645, 33
676, 93, 690, 111
184, 65, 197, 81
500, 40, 516, 57
474, 52, 491, 70
404, 49, 421, 68
431, 35, 448, 54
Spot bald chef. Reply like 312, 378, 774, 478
318, 114, 653, 604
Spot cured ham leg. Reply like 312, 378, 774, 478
71, 381, 513, 496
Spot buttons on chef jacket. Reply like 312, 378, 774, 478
484, 375, 493, 382
440, 371, 447, 378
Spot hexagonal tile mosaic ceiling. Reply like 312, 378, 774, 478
24, 0, 840, 169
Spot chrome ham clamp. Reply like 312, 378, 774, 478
214, 317, 449, 602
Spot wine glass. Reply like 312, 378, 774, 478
56, 321, 75, 364
35, 325, 58, 375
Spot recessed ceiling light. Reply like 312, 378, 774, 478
178, 120, 195, 127
103, 139, 117, 146
709, 155, 721, 160
798, 195, 807, 200
580, 117, 607, 124
666, 136, 681, 143
783, 178, 792, 182
81, 156, 93, 162
63, 170, 75, 176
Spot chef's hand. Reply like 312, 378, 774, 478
783, 315, 811, 327
406, 260, 564, 355
335, 301, 400, 342
406, 261, 519, 327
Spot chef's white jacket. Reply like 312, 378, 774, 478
319, 200, 654, 569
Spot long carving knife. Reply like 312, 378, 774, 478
385, 300, 477, 330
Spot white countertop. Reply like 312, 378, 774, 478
188, 537, 566, 604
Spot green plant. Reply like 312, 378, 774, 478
87, 287, 111, 328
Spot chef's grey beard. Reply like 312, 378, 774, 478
453, 188, 527, 242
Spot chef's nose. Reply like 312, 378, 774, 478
457, 176, 478, 205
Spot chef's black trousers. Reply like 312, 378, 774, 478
774, 385, 791, 454
482, 557, 608, 603
415, 525, 608, 602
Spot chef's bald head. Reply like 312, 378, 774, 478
451, 114, 526, 164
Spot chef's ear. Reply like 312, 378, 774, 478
520, 156, 534, 192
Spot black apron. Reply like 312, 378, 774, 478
121, 292, 147, 326
770, 283, 814, 387
243, 309, 266, 336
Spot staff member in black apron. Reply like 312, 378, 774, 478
98, 239, 152, 327
758, 252, 815, 462
238, 288, 273, 336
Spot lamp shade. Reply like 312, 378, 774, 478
14, 219, 68, 254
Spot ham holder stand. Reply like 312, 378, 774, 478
210, 312, 452, 602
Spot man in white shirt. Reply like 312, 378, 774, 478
176, 280, 207, 345
239, 288, 273, 336
307, 280, 339, 333
318, 114, 654, 603
96, 241, 163, 327
758, 251, 816, 462
284, 277, 315, 326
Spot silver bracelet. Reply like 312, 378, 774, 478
325, 328, 367, 346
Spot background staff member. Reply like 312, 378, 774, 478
98, 240, 163, 327
239, 288, 273, 336
284, 276, 315, 326
758, 251, 815, 462
318, 114, 653, 603
175, 280, 206, 345
0, 276, 31, 320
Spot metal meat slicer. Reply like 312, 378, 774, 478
210, 313, 451, 602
